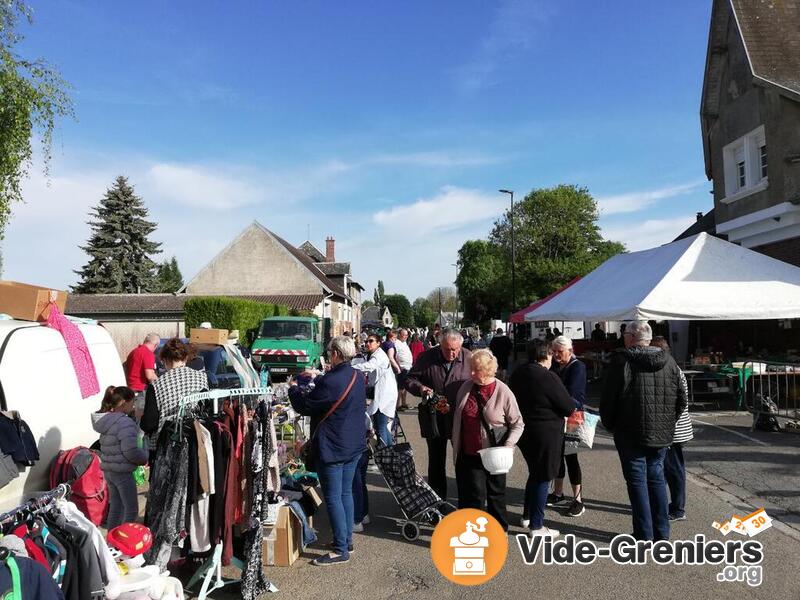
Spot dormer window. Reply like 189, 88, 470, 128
722, 125, 768, 202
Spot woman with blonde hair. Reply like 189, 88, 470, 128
451, 348, 524, 531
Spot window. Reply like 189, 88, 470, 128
722, 126, 768, 202
258, 321, 311, 340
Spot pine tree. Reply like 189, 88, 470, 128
155, 256, 184, 293
73, 176, 161, 293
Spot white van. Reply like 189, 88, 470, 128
0, 319, 125, 509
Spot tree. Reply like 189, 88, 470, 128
154, 256, 184, 293
373, 280, 385, 307
73, 176, 162, 293
425, 286, 457, 313
360, 299, 375, 310
383, 294, 413, 328
455, 240, 508, 328
490, 184, 625, 305
412, 297, 436, 328
0, 1, 74, 241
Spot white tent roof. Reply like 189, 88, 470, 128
525, 233, 800, 321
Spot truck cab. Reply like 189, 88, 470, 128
250, 316, 325, 378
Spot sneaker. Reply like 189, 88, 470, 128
566, 499, 585, 517
362, 515, 371, 525
668, 513, 687, 522
529, 526, 560, 539
313, 552, 350, 566
520, 517, 530, 528
352, 522, 364, 533
546, 493, 565, 506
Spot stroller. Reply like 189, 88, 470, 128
371, 439, 455, 541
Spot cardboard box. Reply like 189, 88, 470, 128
0, 281, 67, 322
261, 505, 302, 567
190, 328, 229, 345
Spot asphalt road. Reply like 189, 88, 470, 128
185, 400, 800, 600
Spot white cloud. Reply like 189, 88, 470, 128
146, 164, 263, 211
373, 186, 506, 236
601, 216, 696, 252
454, 0, 554, 93
596, 181, 705, 216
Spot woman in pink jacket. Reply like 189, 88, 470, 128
451, 349, 524, 531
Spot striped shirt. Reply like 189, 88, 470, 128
674, 370, 694, 443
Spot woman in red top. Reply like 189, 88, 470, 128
451, 349, 524, 532
409, 333, 425, 364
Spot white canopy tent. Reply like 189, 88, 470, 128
525, 233, 800, 322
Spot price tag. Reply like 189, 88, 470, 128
729, 515, 748, 536
714, 520, 731, 536
741, 508, 773, 537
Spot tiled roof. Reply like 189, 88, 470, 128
314, 262, 351, 276
731, 0, 800, 96
267, 229, 347, 299
673, 209, 717, 242
66, 293, 324, 315
298, 241, 325, 262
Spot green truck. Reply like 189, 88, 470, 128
250, 316, 329, 378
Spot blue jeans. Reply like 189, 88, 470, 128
352, 450, 370, 524
664, 443, 686, 518
372, 412, 393, 447
614, 434, 670, 541
526, 479, 551, 529
317, 454, 360, 556
105, 470, 139, 531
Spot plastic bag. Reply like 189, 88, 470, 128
564, 411, 600, 455
133, 465, 147, 487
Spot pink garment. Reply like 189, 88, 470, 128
46, 303, 100, 398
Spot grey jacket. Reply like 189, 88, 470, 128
91, 411, 149, 473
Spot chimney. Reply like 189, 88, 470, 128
696, 212, 703, 222
325, 236, 336, 263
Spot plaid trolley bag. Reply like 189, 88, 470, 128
371, 442, 455, 541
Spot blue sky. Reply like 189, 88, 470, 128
4, 0, 714, 300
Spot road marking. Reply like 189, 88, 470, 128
692, 419, 770, 446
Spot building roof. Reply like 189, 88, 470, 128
66, 293, 324, 315
298, 241, 326, 262
266, 227, 347, 299
673, 209, 718, 241
731, 0, 800, 96
314, 262, 351, 276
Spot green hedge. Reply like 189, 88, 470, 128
184, 296, 289, 344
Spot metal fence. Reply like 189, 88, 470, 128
742, 361, 800, 424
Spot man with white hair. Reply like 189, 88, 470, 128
406, 328, 472, 500
600, 321, 687, 542
125, 333, 160, 393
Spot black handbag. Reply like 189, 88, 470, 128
417, 396, 441, 440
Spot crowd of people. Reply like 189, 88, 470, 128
282, 320, 690, 565
111, 321, 691, 567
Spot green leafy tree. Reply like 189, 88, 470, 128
73, 176, 162, 293
456, 240, 508, 328
154, 256, 184, 293
360, 299, 375, 310
373, 280, 385, 307
383, 294, 413, 328
490, 184, 625, 305
426, 286, 457, 313
412, 297, 436, 328
0, 1, 73, 241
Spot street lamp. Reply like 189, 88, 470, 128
500, 189, 517, 360
452, 262, 459, 327
499, 189, 516, 314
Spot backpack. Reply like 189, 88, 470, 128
49, 446, 109, 526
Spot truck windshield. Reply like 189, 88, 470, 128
259, 321, 312, 340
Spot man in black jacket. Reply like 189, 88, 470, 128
406, 329, 472, 500
600, 320, 686, 541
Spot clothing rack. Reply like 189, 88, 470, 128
172, 387, 278, 599
0, 483, 71, 531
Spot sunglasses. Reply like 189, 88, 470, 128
366, 339, 379, 344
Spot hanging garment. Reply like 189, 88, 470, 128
189, 422, 214, 553
46, 511, 105, 600
0, 554, 65, 600
56, 500, 119, 591
144, 436, 189, 570
0, 411, 39, 466
45, 304, 99, 399
240, 402, 273, 600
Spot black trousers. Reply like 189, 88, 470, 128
557, 452, 582, 485
455, 454, 508, 531
426, 437, 449, 500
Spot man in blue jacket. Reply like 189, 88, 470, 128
288, 336, 366, 565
